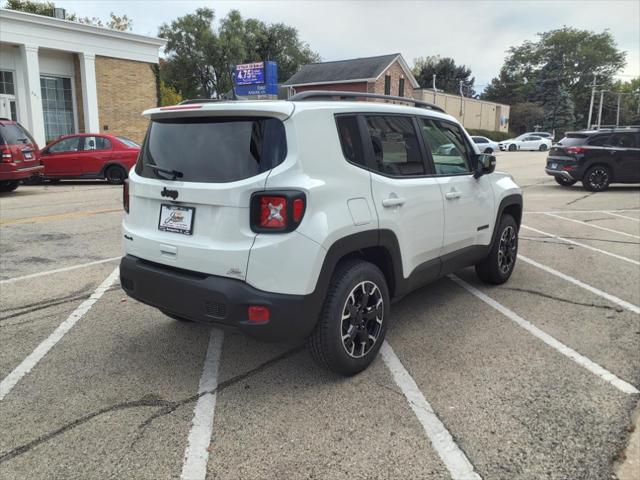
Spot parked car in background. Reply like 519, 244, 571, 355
522, 131, 554, 141
40, 133, 140, 184
471, 136, 500, 153
545, 128, 640, 191
0, 118, 43, 193
499, 134, 552, 152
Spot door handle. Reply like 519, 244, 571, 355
445, 190, 461, 200
382, 197, 406, 207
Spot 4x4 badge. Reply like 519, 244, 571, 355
161, 187, 178, 200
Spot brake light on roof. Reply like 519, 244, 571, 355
566, 146, 587, 154
159, 105, 203, 111
250, 191, 306, 233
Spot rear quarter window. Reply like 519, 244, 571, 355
557, 135, 588, 146
0, 123, 33, 145
136, 117, 287, 183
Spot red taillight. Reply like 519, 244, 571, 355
247, 305, 270, 323
1, 147, 13, 163
566, 146, 586, 154
259, 196, 287, 228
123, 180, 130, 213
250, 191, 306, 233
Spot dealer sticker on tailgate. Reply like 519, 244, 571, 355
158, 204, 195, 235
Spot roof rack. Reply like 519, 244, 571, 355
289, 90, 446, 113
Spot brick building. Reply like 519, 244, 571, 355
284, 53, 419, 98
0, 8, 165, 145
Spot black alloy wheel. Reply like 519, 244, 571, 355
106, 165, 126, 185
340, 280, 384, 359
497, 225, 517, 275
582, 165, 611, 192
475, 214, 518, 285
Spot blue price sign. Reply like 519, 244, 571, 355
235, 62, 265, 85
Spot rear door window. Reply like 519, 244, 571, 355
419, 118, 472, 175
82, 136, 112, 150
609, 133, 636, 148
137, 117, 287, 183
588, 135, 611, 146
49, 137, 81, 153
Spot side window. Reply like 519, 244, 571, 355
609, 133, 636, 148
82, 136, 112, 151
473, 137, 488, 144
384, 75, 391, 95
419, 119, 472, 175
49, 137, 80, 153
364, 115, 425, 176
588, 135, 611, 146
336, 116, 366, 167
398, 78, 405, 97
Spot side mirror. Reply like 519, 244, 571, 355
474, 153, 496, 178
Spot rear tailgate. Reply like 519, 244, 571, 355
123, 101, 293, 281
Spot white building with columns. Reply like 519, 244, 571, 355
0, 8, 165, 146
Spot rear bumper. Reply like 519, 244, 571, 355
545, 168, 575, 180
119, 255, 321, 342
0, 165, 43, 181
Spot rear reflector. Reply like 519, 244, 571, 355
123, 180, 130, 213
247, 305, 270, 323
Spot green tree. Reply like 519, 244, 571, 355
483, 27, 626, 127
159, 8, 319, 99
159, 80, 182, 106
413, 56, 476, 96
543, 87, 575, 135
509, 102, 545, 134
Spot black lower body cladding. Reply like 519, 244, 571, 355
119, 255, 321, 342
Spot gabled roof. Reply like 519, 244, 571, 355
284, 53, 420, 88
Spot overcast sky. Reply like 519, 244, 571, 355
55, 0, 640, 89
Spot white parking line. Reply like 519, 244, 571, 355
521, 225, 640, 266
518, 255, 639, 314
180, 330, 224, 480
526, 209, 640, 214
380, 341, 481, 480
0, 267, 120, 401
544, 212, 640, 240
0, 257, 121, 285
605, 211, 640, 222
449, 275, 639, 395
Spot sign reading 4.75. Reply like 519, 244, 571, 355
235, 62, 265, 85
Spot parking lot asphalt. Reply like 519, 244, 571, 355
0, 153, 638, 480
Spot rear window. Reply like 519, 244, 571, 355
0, 123, 34, 146
557, 134, 588, 147
117, 136, 140, 148
136, 117, 287, 183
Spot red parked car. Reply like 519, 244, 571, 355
40, 133, 140, 184
0, 119, 43, 193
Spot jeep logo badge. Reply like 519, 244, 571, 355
161, 187, 179, 200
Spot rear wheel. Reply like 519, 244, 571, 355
508, 144, 517, 152
308, 259, 389, 376
105, 165, 126, 185
582, 165, 611, 192
554, 176, 577, 187
539, 144, 548, 151
475, 214, 518, 285
0, 181, 19, 193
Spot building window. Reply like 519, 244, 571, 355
384, 75, 391, 95
399, 78, 405, 97
40, 76, 75, 142
0, 71, 15, 95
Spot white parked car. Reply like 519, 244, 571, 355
471, 136, 500, 154
120, 91, 522, 375
499, 134, 553, 152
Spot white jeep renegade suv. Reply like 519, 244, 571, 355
120, 91, 522, 376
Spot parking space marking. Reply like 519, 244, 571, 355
0, 267, 120, 401
0, 208, 120, 226
181, 330, 224, 480
518, 255, 640, 314
604, 212, 640, 222
380, 342, 482, 480
544, 213, 640, 240
449, 275, 639, 395
0, 257, 121, 285
521, 225, 640, 266
526, 210, 640, 215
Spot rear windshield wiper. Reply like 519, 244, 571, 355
147, 165, 184, 180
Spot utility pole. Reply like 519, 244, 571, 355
616, 92, 621, 127
596, 90, 604, 130
587, 73, 597, 128
432, 74, 437, 102
459, 80, 464, 119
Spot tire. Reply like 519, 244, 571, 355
0, 181, 19, 193
539, 144, 548, 151
307, 259, 390, 376
484, 147, 494, 154
508, 144, 517, 152
162, 310, 193, 322
554, 176, 577, 187
582, 165, 611, 192
475, 214, 518, 285
105, 165, 127, 185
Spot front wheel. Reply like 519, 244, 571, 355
475, 214, 518, 285
308, 260, 389, 376
0, 181, 19, 193
554, 176, 577, 187
582, 165, 611, 192
508, 144, 517, 152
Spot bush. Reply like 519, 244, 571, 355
465, 128, 516, 142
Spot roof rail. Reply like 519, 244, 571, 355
289, 90, 446, 113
